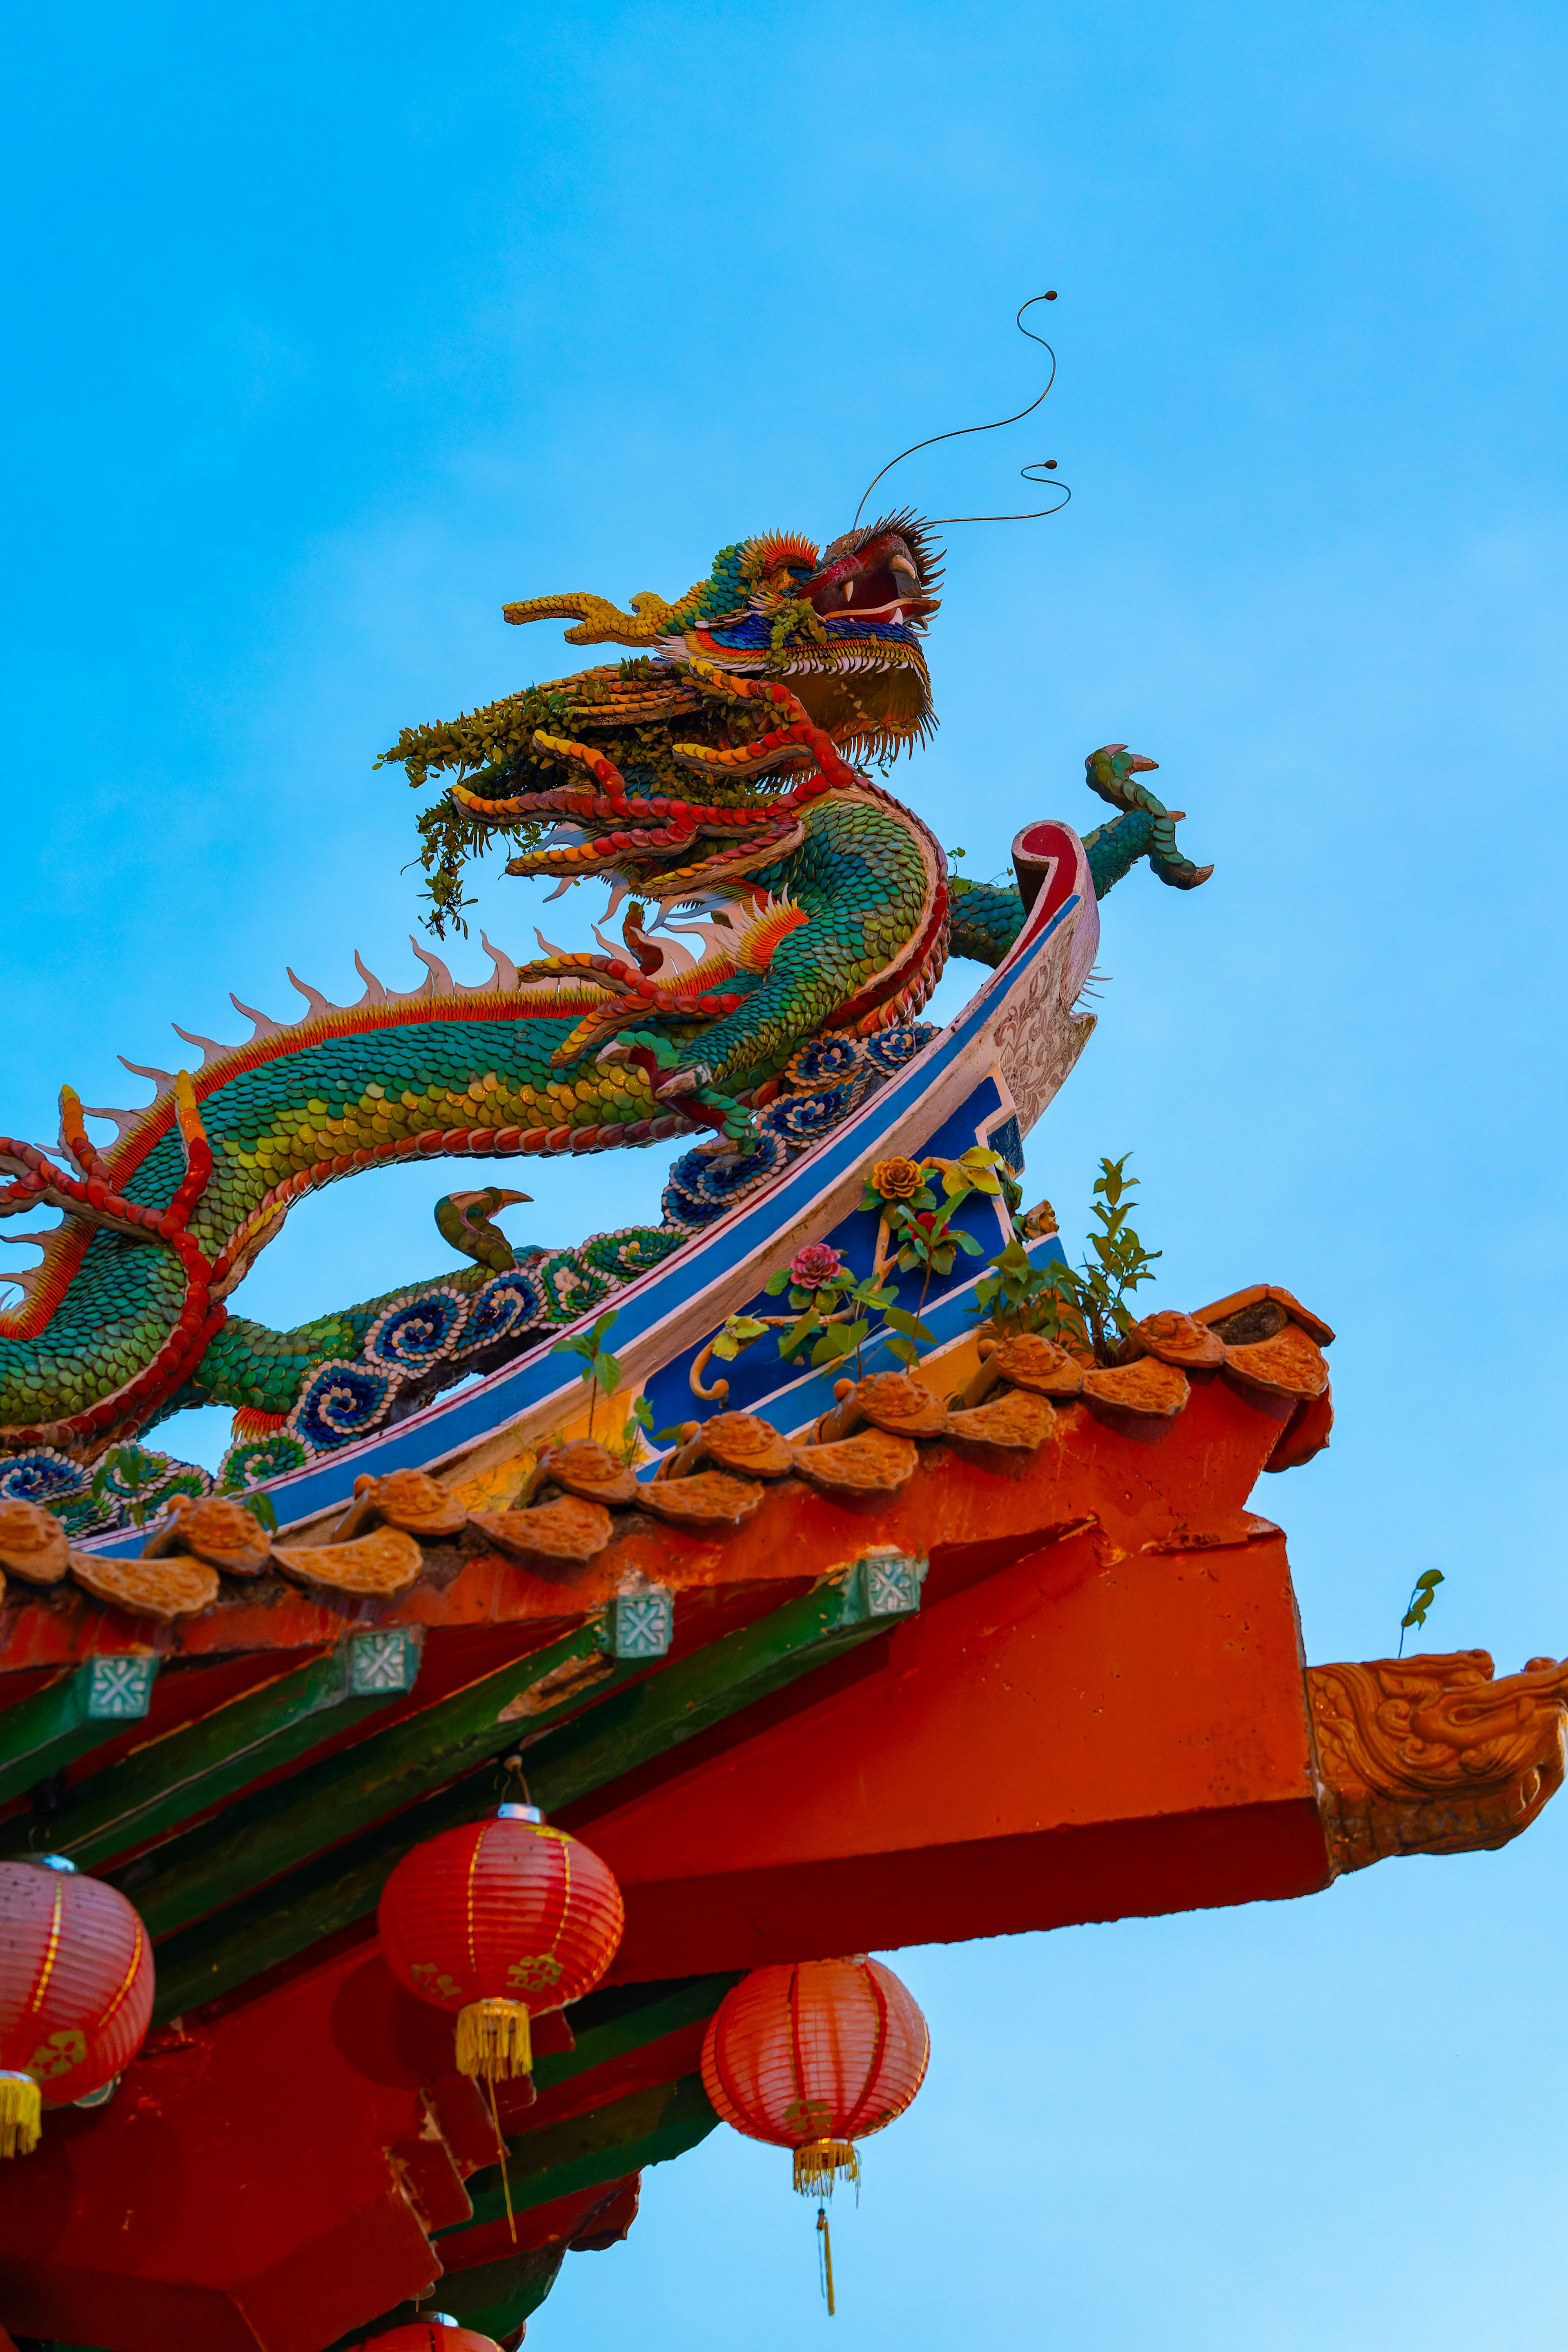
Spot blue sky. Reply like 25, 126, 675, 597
4, 6, 1567, 2344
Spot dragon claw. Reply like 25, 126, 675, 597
1086, 744, 1159, 796
1082, 742, 1212, 898
653, 1064, 714, 1098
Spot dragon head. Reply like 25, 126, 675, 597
383, 514, 945, 934
503, 510, 942, 757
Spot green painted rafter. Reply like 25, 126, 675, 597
531, 1971, 742, 2097
447, 2074, 719, 2237
0, 1658, 157, 1809
117, 1617, 629, 1942
2, 1646, 408, 1871
322, 1972, 737, 2351
147, 1563, 911, 2023
430, 2245, 568, 2343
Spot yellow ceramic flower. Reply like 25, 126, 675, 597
871, 1156, 924, 1201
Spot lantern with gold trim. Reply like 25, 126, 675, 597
378, 1805, 624, 2085
0, 1854, 154, 2158
700, 1956, 930, 2314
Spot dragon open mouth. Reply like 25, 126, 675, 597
803, 524, 942, 629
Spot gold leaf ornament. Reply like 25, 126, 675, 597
270, 1526, 425, 1597
69, 1549, 221, 1623
0, 1499, 70, 1586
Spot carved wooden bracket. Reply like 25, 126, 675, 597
1308, 1648, 1568, 1877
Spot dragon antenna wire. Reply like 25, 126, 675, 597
852, 293, 1069, 528
924, 459, 1071, 528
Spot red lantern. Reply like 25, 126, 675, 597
0, 1854, 154, 2157
702, 1956, 929, 2188
702, 1957, 929, 2312
359, 2319, 501, 2351
379, 1806, 623, 2082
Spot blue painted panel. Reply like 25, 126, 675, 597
641, 1073, 1013, 1429
988, 1113, 1025, 1177
641, 1229, 1069, 1450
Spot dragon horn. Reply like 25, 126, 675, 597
501, 586, 701, 647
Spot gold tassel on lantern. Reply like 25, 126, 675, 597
793, 2137, 860, 2198
0, 2071, 41, 2159
816, 2202, 837, 2317
455, 1997, 532, 2081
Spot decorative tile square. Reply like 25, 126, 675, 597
607, 1589, 674, 1660
347, 1628, 423, 1695
862, 1553, 926, 1617
85, 1654, 157, 1720
987, 1114, 1025, 1178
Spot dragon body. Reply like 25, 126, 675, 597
0, 514, 1209, 1522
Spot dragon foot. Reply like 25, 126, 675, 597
1082, 743, 1214, 898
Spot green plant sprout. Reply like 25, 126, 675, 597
1398, 1569, 1445, 1656
89, 1444, 167, 1531
622, 1391, 689, 1463
550, 1309, 624, 1441
548, 1314, 683, 1462
974, 1154, 1159, 1365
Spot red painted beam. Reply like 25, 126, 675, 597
0, 1950, 446, 2352
435, 2174, 641, 2276
0, 1956, 716, 2350
572, 1526, 1328, 1980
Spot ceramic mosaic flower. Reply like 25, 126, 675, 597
789, 1243, 845, 1291
871, 1157, 925, 1201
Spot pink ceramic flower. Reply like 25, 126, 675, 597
789, 1243, 845, 1292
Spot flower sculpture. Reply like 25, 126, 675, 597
870, 1156, 924, 1201
788, 1243, 845, 1292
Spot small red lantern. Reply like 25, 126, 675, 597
701, 1956, 930, 2312
0, 1854, 154, 2157
359, 2318, 501, 2351
379, 1806, 623, 2082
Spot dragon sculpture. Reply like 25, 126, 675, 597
0, 512, 1210, 1527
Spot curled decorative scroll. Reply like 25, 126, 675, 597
1308, 1649, 1568, 1878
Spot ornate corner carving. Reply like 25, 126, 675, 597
988, 908, 1097, 1136
1307, 1648, 1568, 1877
